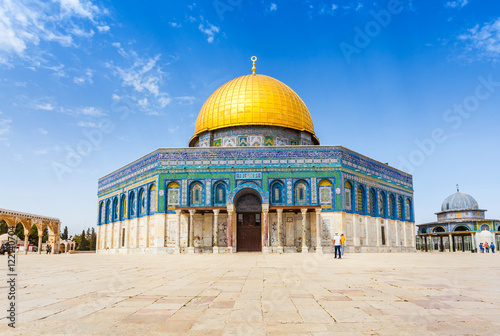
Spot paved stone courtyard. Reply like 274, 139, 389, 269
2, 252, 499, 335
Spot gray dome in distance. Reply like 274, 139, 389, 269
441, 192, 479, 212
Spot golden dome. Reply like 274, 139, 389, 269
192, 74, 316, 140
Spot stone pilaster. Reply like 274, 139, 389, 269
213, 209, 219, 254
262, 205, 271, 253
315, 208, 323, 254
37, 234, 42, 255
188, 210, 196, 254
227, 205, 234, 253
301, 208, 308, 253
277, 209, 283, 254
174, 210, 181, 254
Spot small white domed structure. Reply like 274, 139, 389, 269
417, 186, 499, 253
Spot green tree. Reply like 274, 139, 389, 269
14, 223, 25, 240
28, 225, 39, 245
89, 227, 97, 250
78, 230, 89, 250
0, 220, 8, 235
42, 227, 49, 243
61, 226, 69, 240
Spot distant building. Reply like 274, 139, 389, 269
416, 187, 500, 252
97, 59, 415, 254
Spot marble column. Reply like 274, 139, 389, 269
315, 209, 323, 254
213, 209, 219, 254
262, 207, 270, 253
277, 209, 284, 254
188, 210, 196, 253
301, 208, 308, 253
227, 206, 234, 253
50, 235, 56, 254
449, 233, 454, 252
37, 234, 42, 255
24, 227, 29, 255
174, 210, 181, 254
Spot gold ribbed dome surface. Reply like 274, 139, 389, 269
194, 74, 315, 136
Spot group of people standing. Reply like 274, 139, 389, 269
333, 233, 345, 259
479, 242, 495, 253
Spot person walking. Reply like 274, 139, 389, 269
333, 232, 342, 259
46, 244, 50, 254
340, 233, 346, 256
479, 243, 484, 253
490, 242, 495, 253
484, 242, 489, 253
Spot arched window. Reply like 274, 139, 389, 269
397, 196, 403, 220
481, 224, 490, 231
167, 182, 180, 206
99, 202, 104, 224
120, 195, 126, 220
270, 181, 284, 204
454, 225, 469, 232
405, 199, 411, 221
344, 181, 352, 211
138, 188, 146, 215
389, 194, 395, 219
357, 185, 365, 213
369, 188, 376, 215
112, 197, 119, 222
148, 185, 156, 214
214, 182, 227, 205
319, 179, 333, 205
105, 200, 111, 224
433, 226, 446, 233
379, 192, 386, 217
191, 183, 203, 205
129, 191, 136, 217
295, 182, 308, 204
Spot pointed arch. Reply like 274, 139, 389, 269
213, 181, 228, 206
270, 179, 285, 205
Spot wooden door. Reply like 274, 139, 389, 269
237, 213, 261, 252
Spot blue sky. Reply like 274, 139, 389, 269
0, 0, 499, 235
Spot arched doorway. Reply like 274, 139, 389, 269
235, 189, 262, 252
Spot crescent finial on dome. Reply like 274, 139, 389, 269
251, 56, 257, 75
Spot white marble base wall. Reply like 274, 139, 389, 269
97, 211, 416, 253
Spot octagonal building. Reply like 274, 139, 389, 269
97, 62, 415, 254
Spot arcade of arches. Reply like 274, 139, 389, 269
0, 208, 66, 254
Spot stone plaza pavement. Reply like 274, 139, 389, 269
2, 252, 500, 335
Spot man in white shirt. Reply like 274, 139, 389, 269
333, 232, 341, 259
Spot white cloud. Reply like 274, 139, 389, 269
77, 120, 100, 128
458, 18, 500, 60
198, 21, 220, 43
107, 50, 172, 114
76, 106, 105, 116
0, 118, 12, 135
269, 3, 278, 12
34, 103, 55, 111
38, 128, 48, 135
169, 22, 181, 28
176, 96, 195, 105
446, 0, 468, 8
0, 0, 106, 65
73, 68, 93, 85
97, 25, 110, 33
